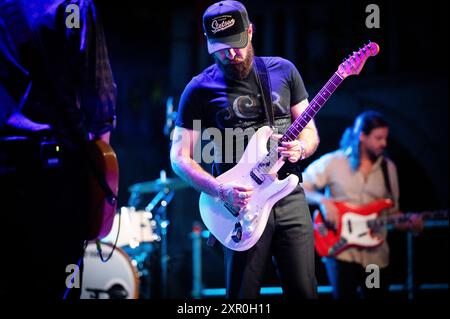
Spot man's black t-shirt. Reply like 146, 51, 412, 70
176, 56, 309, 178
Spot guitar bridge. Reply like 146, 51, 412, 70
329, 238, 348, 256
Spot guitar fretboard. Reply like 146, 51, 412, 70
281, 72, 344, 143
368, 210, 449, 229
257, 72, 345, 175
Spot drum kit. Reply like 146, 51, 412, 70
81, 170, 188, 299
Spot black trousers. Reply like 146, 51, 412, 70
0, 136, 89, 299
223, 185, 318, 299
325, 258, 391, 299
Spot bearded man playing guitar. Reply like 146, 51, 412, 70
171, 0, 385, 298
170, 1, 320, 299
303, 110, 423, 299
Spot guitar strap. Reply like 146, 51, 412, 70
254, 56, 275, 128
381, 158, 393, 200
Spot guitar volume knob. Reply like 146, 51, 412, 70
243, 225, 254, 239
243, 211, 256, 222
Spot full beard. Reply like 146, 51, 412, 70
215, 43, 254, 81
367, 148, 384, 162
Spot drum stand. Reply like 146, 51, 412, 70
127, 171, 187, 299
145, 188, 174, 299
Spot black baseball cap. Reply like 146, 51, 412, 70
202, 1, 250, 54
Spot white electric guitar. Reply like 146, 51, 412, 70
199, 42, 380, 251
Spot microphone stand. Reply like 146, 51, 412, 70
164, 96, 177, 137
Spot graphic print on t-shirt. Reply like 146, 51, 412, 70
215, 89, 288, 130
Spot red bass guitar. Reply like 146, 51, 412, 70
313, 199, 448, 257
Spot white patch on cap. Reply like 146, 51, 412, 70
211, 15, 235, 34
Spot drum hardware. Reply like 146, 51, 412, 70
91, 171, 187, 298
127, 170, 188, 298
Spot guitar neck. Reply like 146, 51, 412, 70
281, 72, 344, 142
369, 210, 449, 229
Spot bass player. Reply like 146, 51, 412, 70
303, 110, 423, 299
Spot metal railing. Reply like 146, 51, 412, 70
190, 220, 448, 299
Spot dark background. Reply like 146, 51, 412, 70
94, 0, 448, 298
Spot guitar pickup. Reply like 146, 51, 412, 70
224, 202, 240, 217
347, 220, 353, 233
358, 232, 368, 238
250, 169, 264, 185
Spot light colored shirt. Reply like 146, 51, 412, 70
302, 149, 399, 268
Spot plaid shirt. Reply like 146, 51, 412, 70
0, 0, 116, 136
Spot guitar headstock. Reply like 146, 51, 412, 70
337, 41, 380, 78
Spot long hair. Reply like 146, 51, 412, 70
339, 110, 389, 170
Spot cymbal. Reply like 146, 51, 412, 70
128, 177, 188, 193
